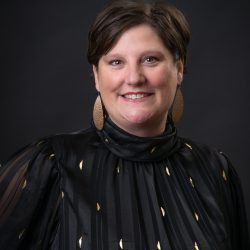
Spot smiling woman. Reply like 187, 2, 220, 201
0, 1, 249, 250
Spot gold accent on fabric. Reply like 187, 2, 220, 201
222, 170, 227, 181
150, 146, 156, 153
119, 239, 123, 249
117, 160, 122, 174
49, 153, 55, 160
93, 95, 104, 130
61, 191, 64, 199
160, 207, 166, 217
78, 236, 82, 248
157, 241, 161, 250
97, 202, 101, 211
36, 141, 44, 146
18, 229, 25, 239
185, 143, 192, 150
79, 160, 84, 171
189, 177, 195, 188
194, 241, 199, 250
22, 179, 27, 189
194, 212, 199, 221
166, 166, 171, 176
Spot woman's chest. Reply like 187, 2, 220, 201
57, 154, 229, 250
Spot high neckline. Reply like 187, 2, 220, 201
95, 117, 181, 162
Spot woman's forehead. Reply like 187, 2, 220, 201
104, 24, 167, 54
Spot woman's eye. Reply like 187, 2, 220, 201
143, 56, 158, 64
109, 59, 122, 66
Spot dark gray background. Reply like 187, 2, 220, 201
1, 0, 250, 233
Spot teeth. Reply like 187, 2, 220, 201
124, 94, 147, 99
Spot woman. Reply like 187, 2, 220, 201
0, 1, 249, 249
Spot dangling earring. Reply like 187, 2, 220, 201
93, 94, 104, 130
171, 86, 184, 124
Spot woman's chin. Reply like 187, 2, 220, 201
122, 112, 154, 126
109, 111, 166, 136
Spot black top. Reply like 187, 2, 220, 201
0, 118, 249, 250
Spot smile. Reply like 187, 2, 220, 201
123, 93, 151, 99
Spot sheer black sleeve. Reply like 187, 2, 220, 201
0, 138, 61, 249
218, 152, 250, 249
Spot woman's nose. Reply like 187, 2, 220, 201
125, 64, 146, 85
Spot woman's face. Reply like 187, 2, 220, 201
93, 24, 183, 137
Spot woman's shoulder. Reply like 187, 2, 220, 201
1, 126, 97, 172
176, 137, 236, 185
178, 136, 223, 155
50, 126, 98, 148
0, 126, 98, 219
48, 126, 100, 162
178, 137, 230, 164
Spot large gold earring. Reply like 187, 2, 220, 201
172, 87, 184, 124
93, 95, 104, 130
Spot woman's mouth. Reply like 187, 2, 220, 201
122, 93, 152, 100
120, 92, 153, 103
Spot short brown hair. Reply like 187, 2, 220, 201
87, 0, 190, 72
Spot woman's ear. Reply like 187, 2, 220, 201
92, 65, 100, 91
176, 60, 184, 85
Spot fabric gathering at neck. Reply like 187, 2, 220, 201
96, 116, 181, 162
